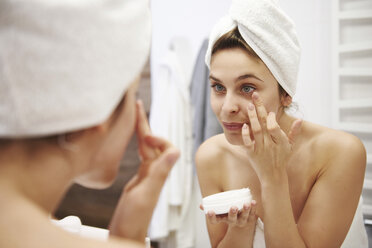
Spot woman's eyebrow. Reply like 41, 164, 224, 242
236, 74, 263, 82
209, 74, 221, 82
209, 73, 263, 83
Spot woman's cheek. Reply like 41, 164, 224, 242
210, 94, 221, 116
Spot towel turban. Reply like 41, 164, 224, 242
205, 0, 300, 97
0, 0, 151, 138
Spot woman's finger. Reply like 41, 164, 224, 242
247, 200, 257, 223
253, 92, 275, 146
242, 123, 255, 151
144, 135, 173, 152
252, 92, 268, 130
267, 112, 287, 144
136, 100, 157, 159
288, 119, 303, 145
207, 211, 218, 225
123, 174, 139, 192
142, 147, 179, 190
247, 103, 263, 149
136, 100, 152, 136
227, 206, 238, 224
237, 203, 250, 227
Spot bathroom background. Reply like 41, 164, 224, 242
56, 0, 372, 247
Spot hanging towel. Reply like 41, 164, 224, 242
191, 39, 223, 166
148, 38, 195, 248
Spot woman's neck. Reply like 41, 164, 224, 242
0, 142, 76, 214
276, 111, 297, 136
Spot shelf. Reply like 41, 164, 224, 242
339, 10, 372, 20
365, 218, 372, 225
339, 99, 372, 109
339, 42, 372, 53
363, 204, 372, 217
336, 123, 372, 133
339, 68, 372, 77
364, 179, 372, 190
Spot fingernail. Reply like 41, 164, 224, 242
248, 103, 254, 110
243, 123, 248, 129
252, 92, 259, 100
167, 149, 180, 164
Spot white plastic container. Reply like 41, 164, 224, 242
202, 188, 252, 215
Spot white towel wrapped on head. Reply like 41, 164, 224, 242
205, 0, 300, 97
0, 0, 151, 138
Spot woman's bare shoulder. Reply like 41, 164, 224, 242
303, 121, 366, 170
195, 134, 230, 169
195, 134, 231, 193
0, 196, 144, 248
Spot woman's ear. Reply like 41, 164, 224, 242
281, 94, 292, 107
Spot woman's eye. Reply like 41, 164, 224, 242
211, 83, 225, 92
241, 85, 254, 93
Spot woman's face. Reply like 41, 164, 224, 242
76, 78, 139, 189
209, 48, 283, 145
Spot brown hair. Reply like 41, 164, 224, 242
211, 27, 288, 97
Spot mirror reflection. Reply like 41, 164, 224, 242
1, 0, 371, 248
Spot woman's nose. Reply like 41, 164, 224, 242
221, 93, 240, 114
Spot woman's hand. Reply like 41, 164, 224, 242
241, 92, 302, 182
203, 201, 257, 229
201, 201, 258, 248
109, 100, 180, 242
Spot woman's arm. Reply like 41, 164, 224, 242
196, 140, 257, 248
296, 134, 365, 247
260, 134, 365, 248
110, 101, 180, 241
243, 92, 366, 248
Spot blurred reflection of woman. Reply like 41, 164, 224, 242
0, 1, 179, 247
196, 0, 368, 247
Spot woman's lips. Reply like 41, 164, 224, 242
222, 122, 244, 131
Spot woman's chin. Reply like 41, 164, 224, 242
75, 165, 118, 189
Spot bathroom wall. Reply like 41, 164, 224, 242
151, 0, 333, 127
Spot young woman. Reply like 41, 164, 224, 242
196, 1, 368, 247
0, 1, 179, 247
